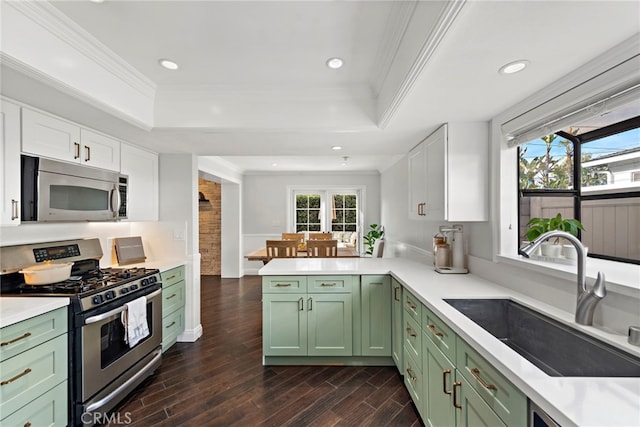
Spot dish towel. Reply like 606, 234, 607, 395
121, 296, 149, 348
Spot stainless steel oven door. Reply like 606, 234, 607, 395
38, 170, 122, 222
79, 287, 162, 401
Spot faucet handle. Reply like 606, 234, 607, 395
592, 272, 606, 298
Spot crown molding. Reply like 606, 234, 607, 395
370, 0, 418, 98
0, 53, 153, 131
9, 0, 156, 99
377, 0, 467, 129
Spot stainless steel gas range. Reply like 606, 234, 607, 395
1, 238, 163, 426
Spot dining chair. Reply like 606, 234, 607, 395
266, 240, 298, 259
306, 239, 338, 257
372, 239, 385, 258
308, 232, 333, 240
281, 233, 305, 244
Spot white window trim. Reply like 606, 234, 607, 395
286, 185, 366, 250
491, 35, 640, 293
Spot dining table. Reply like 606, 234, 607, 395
245, 246, 360, 264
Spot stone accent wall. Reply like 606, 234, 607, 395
199, 178, 221, 275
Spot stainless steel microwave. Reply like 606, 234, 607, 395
21, 155, 127, 222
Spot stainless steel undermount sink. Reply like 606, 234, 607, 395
444, 298, 640, 377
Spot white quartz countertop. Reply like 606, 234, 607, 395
259, 257, 640, 427
0, 297, 70, 328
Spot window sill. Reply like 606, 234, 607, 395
496, 254, 640, 298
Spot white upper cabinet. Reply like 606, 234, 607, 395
120, 143, 158, 221
408, 123, 488, 222
1, 100, 21, 225
22, 108, 120, 171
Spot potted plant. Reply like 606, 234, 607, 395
525, 213, 585, 258
363, 224, 384, 256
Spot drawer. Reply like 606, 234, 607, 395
162, 280, 186, 315
162, 307, 185, 352
403, 348, 424, 417
262, 276, 307, 293
422, 306, 456, 363
308, 275, 354, 293
403, 288, 422, 322
0, 334, 68, 417
456, 337, 526, 427
403, 315, 422, 362
0, 307, 67, 363
161, 266, 185, 287
1, 380, 68, 426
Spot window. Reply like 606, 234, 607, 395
518, 116, 640, 264
290, 188, 362, 235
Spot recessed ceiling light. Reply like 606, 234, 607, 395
89, 0, 105, 3
498, 60, 529, 75
271, 163, 278, 167
158, 59, 179, 70
332, 146, 343, 151
326, 57, 344, 69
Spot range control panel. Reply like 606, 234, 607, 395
33, 244, 81, 262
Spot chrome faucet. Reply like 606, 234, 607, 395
519, 231, 606, 326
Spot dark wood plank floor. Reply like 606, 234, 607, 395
107, 275, 422, 426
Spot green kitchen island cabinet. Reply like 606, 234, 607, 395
263, 276, 353, 358
359, 275, 391, 356
161, 265, 186, 351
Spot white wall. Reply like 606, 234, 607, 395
242, 171, 380, 274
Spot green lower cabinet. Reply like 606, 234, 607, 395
262, 292, 352, 356
391, 278, 403, 370
423, 337, 456, 427
360, 275, 391, 356
403, 347, 425, 419
456, 377, 507, 427
1, 380, 68, 427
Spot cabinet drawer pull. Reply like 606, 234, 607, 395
74, 142, 80, 159
274, 283, 291, 287
84, 145, 91, 162
11, 199, 19, 220
320, 282, 336, 287
443, 369, 452, 395
166, 275, 177, 281
452, 381, 462, 409
25, 422, 32, 427
406, 367, 417, 382
1, 368, 32, 386
405, 326, 417, 338
298, 297, 304, 311
1, 332, 31, 347
428, 324, 444, 338
165, 321, 176, 329
394, 286, 400, 301
470, 368, 497, 391
406, 299, 416, 310
166, 293, 177, 300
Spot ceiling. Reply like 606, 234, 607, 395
3, 1, 640, 173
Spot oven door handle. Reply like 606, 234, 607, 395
84, 289, 162, 325
84, 347, 162, 414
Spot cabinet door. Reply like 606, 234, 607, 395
307, 293, 352, 356
0, 100, 21, 225
263, 293, 307, 356
361, 275, 391, 356
455, 378, 507, 427
80, 129, 120, 171
22, 108, 80, 163
424, 335, 456, 427
407, 142, 427, 219
424, 125, 446, 220
120, 143, 158, 220
391, 279, 403, 370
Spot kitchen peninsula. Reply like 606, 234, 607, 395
260, 257, 640, 427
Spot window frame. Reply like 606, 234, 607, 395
517, 117, 640, 264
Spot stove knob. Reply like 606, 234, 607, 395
130, 284, 138, 291
141, 279, 149, 286
105, 290, 116, 300
149, 276, 157, 284
92, 294, 104, 305
120, 287, 129, 295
